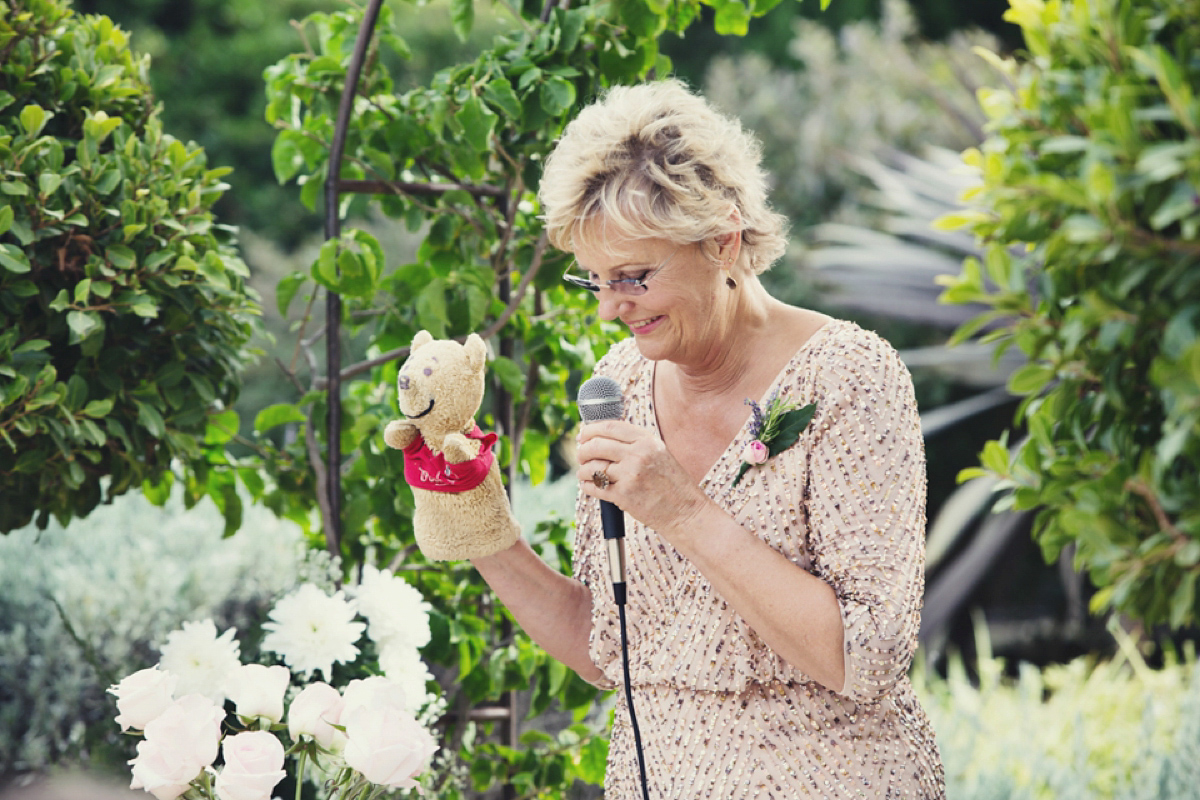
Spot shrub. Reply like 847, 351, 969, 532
0, 0, 261, 534
917, 622, 1200, 800
0, 486, 322, 777
940, 0, 1200, 629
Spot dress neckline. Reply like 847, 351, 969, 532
647, 318, 842, 488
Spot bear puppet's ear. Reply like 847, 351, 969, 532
464, 333, 487, 370
411, 330, 434, 350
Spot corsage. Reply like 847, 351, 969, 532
733, 392, 817, 486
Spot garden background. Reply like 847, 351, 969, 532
2, 0, 1198, 797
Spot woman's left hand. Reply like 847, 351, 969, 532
575, 420, 711, 535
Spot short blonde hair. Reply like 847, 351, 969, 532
538, 79, 788, 275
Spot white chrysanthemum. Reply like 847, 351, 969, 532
376, 644, 434, 714
262, 584, 365, 679
354, 565, 431, 652
157, 619, 241, 705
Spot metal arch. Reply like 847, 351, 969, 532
320, 0, 521, 778
323, 0, 386, 552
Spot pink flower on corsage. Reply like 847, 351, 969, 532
732, 392, 817, 486
741, 440, 769, 465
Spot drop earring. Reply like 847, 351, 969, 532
725, 275, 737, 289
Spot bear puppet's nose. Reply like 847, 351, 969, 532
397, 375, 410, 390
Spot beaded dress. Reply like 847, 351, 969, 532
573, 320, 946, 799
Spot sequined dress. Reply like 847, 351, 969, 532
573, 320, 946, 799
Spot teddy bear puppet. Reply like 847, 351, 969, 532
383, 331, 521, 562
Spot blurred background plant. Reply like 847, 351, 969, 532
0, 485, 329, 776
915, 618, 1200, 800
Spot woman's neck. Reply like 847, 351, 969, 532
662, 279, 788, 402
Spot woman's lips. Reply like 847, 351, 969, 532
628, 315, 664, 335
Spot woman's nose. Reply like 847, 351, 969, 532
596, 290, 626, 321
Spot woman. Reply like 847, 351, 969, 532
471, 79, 945, 798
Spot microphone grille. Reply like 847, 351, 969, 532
577, 376, 624, 423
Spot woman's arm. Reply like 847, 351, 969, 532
664, 504, 848, 691
470, 539, 606, 684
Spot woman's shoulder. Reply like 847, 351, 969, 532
797, 318, 916, 421
805, 318, 906, 370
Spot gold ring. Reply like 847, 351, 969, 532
592, 469, 611, 489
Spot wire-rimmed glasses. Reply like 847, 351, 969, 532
561, 249, 680, 296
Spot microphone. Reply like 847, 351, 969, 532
577, 376, 627, 605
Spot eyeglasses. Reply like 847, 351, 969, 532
561, 249, 680, 296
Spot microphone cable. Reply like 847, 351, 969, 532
614, 578, 651, 800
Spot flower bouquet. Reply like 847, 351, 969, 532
109, 565, 442, 800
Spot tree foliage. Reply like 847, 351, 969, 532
940, 0, 1200, 630
0, 0, 260, 534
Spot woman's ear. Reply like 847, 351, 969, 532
716, 229, 742, 267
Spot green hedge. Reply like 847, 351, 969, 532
0, 0, 260, 533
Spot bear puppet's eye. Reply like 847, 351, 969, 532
423, 367, 433, 376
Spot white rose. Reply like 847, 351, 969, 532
287, 682, 345, 751
226, 664, 291, 724
213, 731, 287, 800
129, 694, 224, 800
110, 666, 178, 731
342, 703, 438, 789
377, 644, 433, 714
340, 675, 407, 722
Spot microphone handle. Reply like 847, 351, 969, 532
600, 499, 627, 605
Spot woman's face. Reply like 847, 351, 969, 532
570, 231, 728, 367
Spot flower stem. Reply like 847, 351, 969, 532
294, 749, 307, 800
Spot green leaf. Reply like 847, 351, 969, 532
38, 172, 62, 197
450, 0, 474, 40
491, 356, 526, 397
255, 403, 307, 433
539, 77, 576, 117
0, 244, 31, 274
713, 0, 751, 35
1007, 363, 1054, 395
1149, 181, 1198, 231
276, 271, 308, 317
482, 78, 522, 122
18, 104, 49, 137
0, 205, 12, 237
1169, 572, 1196, 629
106, 244, 136, 269
136, 401, 167, 439
766, 403, 817, 457
143, 472, 174, 506
66, 310, 101, 343
456, 95, 496, 154
415, 279, 448, 337
313, 238, 340, 290
205, 409, 240, 445
82, 398, 114, 417
271, 132, 302, 185
980, 439, 1010, 476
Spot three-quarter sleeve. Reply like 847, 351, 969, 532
804, 332, 927, 704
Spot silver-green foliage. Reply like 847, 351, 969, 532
916, 622, 1200, 800
0, 0, 261, 535
0, 488, 322, 775
939, 0, 1200, 629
